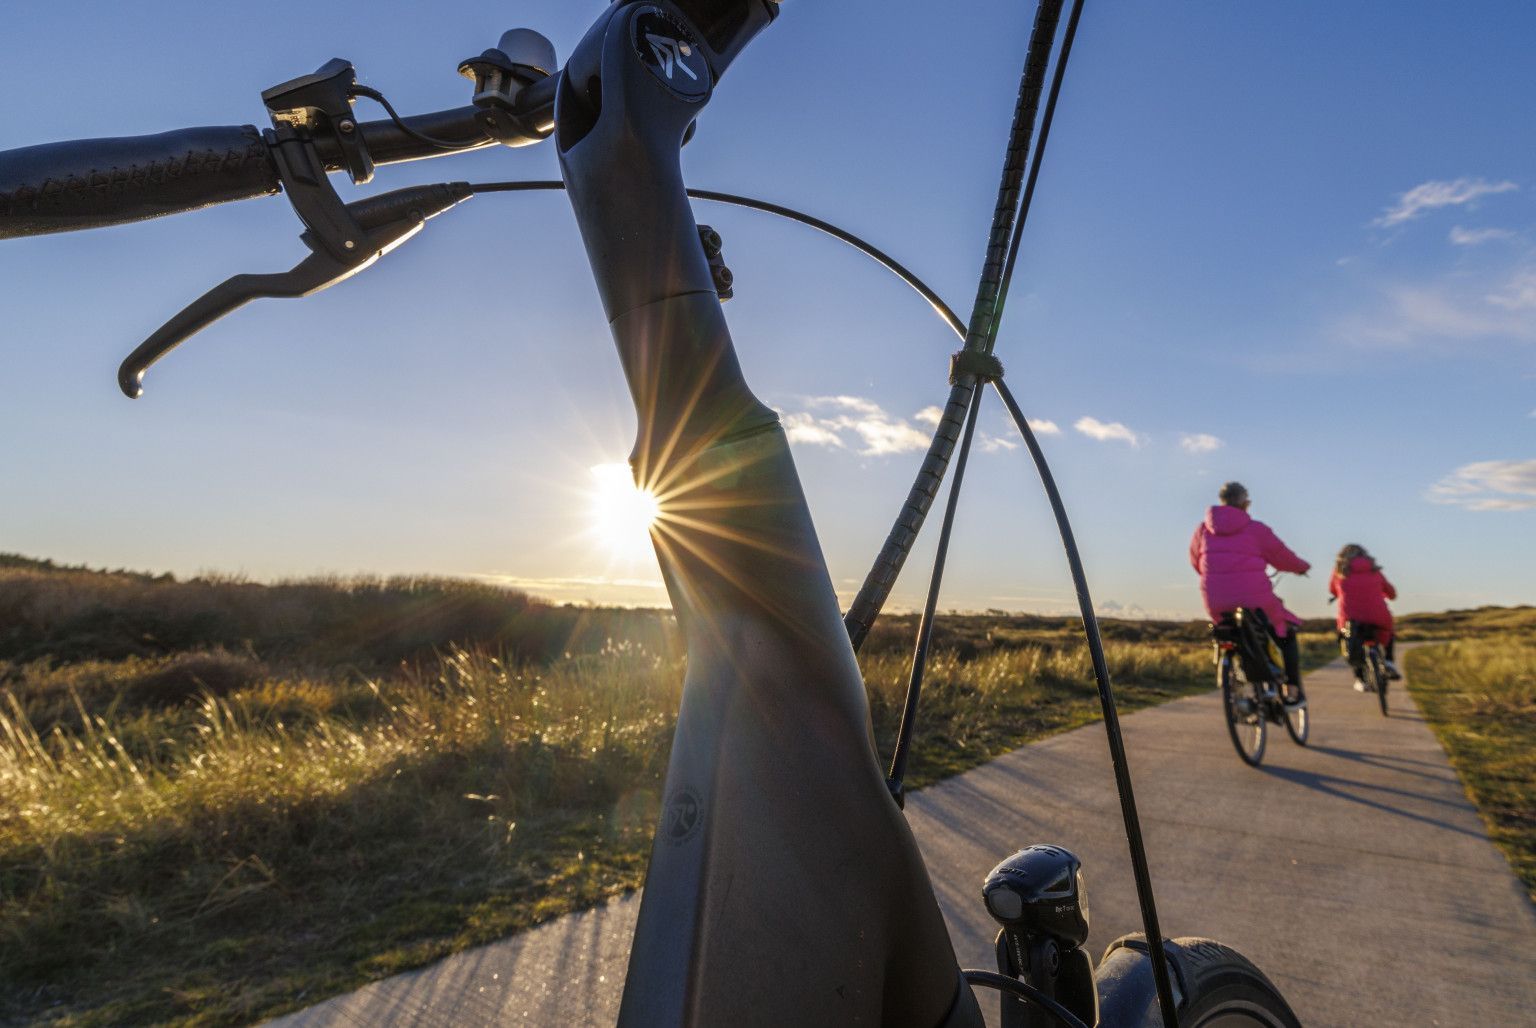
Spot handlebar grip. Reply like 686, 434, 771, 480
0, 125, 279, 240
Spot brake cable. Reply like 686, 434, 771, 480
845, 0, 1182, 1022
352, 85, 484, 151
467, 180, 966, 337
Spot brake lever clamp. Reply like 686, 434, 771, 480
263, 58, 374, 185
114, 55, 482, 399
117, 182, 472, 398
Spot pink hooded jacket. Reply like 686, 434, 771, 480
1189, 505, 1310, 636
1329, 556, 1396, 633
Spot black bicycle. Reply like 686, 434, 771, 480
1211, 609, 1308, 767
1344, 622, 1390, 717
2, 2, 1305, 1024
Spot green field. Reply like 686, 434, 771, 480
1406, 614, 1536, 903
0, 554, 1509, 1026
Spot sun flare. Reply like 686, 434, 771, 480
589, 463, 660, 562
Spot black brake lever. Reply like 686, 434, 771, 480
118, 181, 471, 397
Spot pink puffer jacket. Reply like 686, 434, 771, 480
1189, 505, 1310, 636
1330, 556, 1396, 632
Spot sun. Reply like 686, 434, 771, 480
589, 463, 660, 562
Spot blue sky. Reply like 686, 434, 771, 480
2, 1, 1533, 618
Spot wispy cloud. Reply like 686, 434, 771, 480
781, 411, 847, 448
979, 433, 1019, 453
1374, 177, 1518, 228
1027, 418, 1061, 436
1487, 267, 1536, 312
1335, 263, 1536, 346
1449, 225, 1515, 246
1427, 458, 1536, 511
783, 397, 1059, 457
780, 396, 932, 456
1074, 416, 1140, 446
1179, 432, 1223, 454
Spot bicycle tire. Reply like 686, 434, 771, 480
1371, 649, 1389, 717
1220, 655, 1266, 767
1097, 935, 1302, 1027
1281, 684, 1309, 747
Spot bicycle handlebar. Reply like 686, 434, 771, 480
0, 125, 279, 239
0, 75, 556, 241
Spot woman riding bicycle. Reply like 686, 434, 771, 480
1329, 543, 1400, 690
1190, 481, 1311, 697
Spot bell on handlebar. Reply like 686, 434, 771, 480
459, 30, 558, 147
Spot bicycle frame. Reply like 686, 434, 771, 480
554, 3, 977, 1023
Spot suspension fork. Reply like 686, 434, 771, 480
555, 3, 978, 1025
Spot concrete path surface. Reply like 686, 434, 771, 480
267, 659, 1536, 1026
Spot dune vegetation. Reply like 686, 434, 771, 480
1406, 623, 1536, 902
0, 553, 1450, 1025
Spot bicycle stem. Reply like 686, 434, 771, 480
556, 2, 979, 1024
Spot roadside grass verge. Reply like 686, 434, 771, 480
4, 636, 1214, 1027
1406, 637, 1536, 901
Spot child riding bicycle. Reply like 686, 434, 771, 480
1329, 544, 1399, 690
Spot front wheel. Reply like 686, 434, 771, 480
1096, 935, 1301, 1027
1221, 657, 1266, 766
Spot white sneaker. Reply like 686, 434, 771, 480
1353, 678, 1368, 692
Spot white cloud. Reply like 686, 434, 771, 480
1336, 264, 1536, 347
1028, 418, 1061, 436
1449, 225, 1515, 246
781, 411, 846, 449
1427, 459, 1536, 511
807, 394, 884, 417
1374, 177, 1518, 228
913, 405, 944, 427
1487, 268, 1536, 312
1179, 433, 1224, 454
1074, 416, 1140, 446
979, 433, 1019, 453
778, 396, 933, 456
850, 417, 932, 456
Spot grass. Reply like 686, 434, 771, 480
0, 552, 1471, 1025
1406, 634, 1536, 902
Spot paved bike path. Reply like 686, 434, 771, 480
267, 658, 1536, 1026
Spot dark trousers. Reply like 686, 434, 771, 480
1277, 631, 1300, 686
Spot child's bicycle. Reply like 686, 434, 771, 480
1343, 622, 1391, 717
1210, 609, 1309, 767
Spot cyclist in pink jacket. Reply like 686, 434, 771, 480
1329, 544, 1400, 689
1190, 482, 1312, 692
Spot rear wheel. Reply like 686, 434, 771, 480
1221, 656, 1266, 767
1282, 682, 1309, 746
1370, 649, 1389, 717
1096, 936, 1301, 1027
